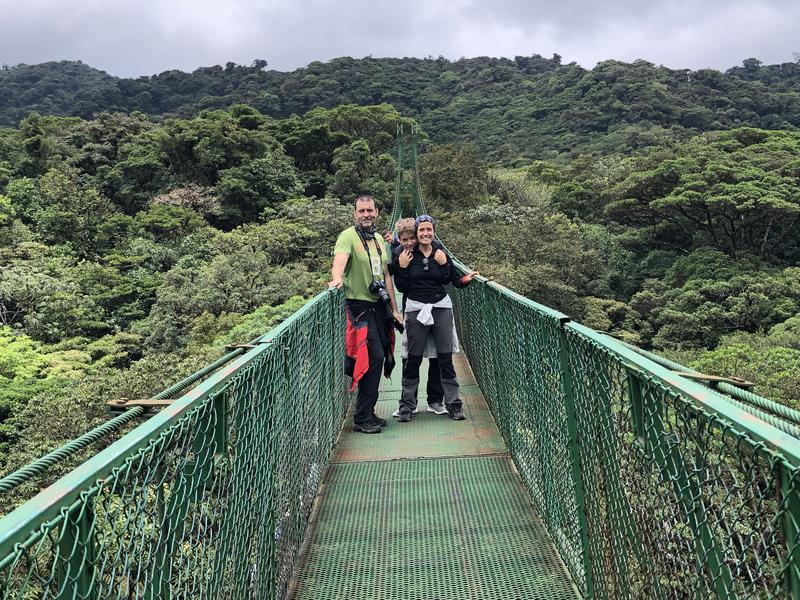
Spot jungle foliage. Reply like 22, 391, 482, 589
0, 104, 409, 507
1, 54, 800, 506
2, 55, 800, 160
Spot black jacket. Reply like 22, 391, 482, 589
391, 241, 468, 304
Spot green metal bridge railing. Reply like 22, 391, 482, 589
0, 289, 348, 599
4, 256, 800, 599
449, 267, 800, 599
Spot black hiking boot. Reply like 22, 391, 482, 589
447, 402, 466, 421
353, 421, 383, 434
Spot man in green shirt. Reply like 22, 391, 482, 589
330, 196, 402, 434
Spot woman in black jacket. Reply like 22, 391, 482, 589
392, 215, 477, 421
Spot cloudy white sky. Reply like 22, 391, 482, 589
1, 0, 798, 77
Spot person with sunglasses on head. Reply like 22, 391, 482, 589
392, 215, 478, 422
388, 218, 446, 418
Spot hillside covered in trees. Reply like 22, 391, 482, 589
1, 55, 800, 509
1, 55, 799, 159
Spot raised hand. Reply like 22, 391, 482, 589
433, 249, 447, 265
398, 249, 413, 268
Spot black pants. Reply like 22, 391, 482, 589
400, 357, 444, 405
347, 301, 386, 426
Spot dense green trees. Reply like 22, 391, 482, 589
604, 129, 800, 260
1, 52, 800, 494
2, 55, 800, 160
0, 105, 401, 482
432, 129, 800, 402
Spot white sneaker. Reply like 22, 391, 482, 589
392, 407, 419, 417
427, 402, 448, 415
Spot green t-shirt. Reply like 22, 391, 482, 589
334, 227, 389, 301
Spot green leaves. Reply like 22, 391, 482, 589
690, 334, 800, 407
628, 249, 800, 349
0, 327, 46, 380
216, 151, 302, 225
418, 143, 487, 213
605, 129, 800, 260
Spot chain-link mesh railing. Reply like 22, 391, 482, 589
390, 124, 406, 230
450, 270, 800, 599
0, 347, 250, 504
450, 276, 588, 589
0, 289, 349, 600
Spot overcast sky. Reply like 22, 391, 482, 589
1, 0, 798, 77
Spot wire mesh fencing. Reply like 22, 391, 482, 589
451, 276, 800, 600
0, 289, 349, 600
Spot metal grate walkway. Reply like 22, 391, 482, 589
290, 350, 581, 599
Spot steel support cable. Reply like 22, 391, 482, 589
0, 408, 145, 494
0, 346, 247, 496
151, 347, 245, 400
616, 339, 800, 432
391, 133, 404, 229
412, 145, 425, 215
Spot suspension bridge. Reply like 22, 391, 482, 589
2, 126, 800, 599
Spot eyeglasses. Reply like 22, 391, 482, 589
422, 257, 429, 271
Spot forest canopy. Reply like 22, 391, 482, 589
1, 55, 799, 160
1, 55, 800, 510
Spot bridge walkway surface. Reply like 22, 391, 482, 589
289, 346, 582, 600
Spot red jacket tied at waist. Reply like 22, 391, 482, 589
345, 306, 370, 391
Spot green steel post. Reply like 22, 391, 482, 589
149, 416, 213, 600
146, 471, 168, 600
56, 501, 96, 600
206, 393, 252, 598
148, 470, 191, 600
640, 385, 734, 599
628, 371, 646, 446
213, 392, 228, 467
557, 319, 594, 599
250, 347, 282, 599
782, 462, 800, 597
622, 373, 667, 599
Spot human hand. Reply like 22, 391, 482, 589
433, 249, 447, 265
462, 271, 480, 283
328, 276, 343, 289
393, 310, 403, 323
398, 249, 412, 268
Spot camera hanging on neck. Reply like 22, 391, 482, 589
356, 225, 383, 282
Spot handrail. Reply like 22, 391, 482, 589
0, 288, 339, 555
0, 340, 259, 497
569, 323, 800, 466
616, 338, 800, 428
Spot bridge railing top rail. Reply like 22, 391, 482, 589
0, 288, 340, 559
450, 254, 800, 467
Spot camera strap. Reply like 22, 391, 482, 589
357, 229, 383, 284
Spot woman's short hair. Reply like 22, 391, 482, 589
394, 218, 417, 239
